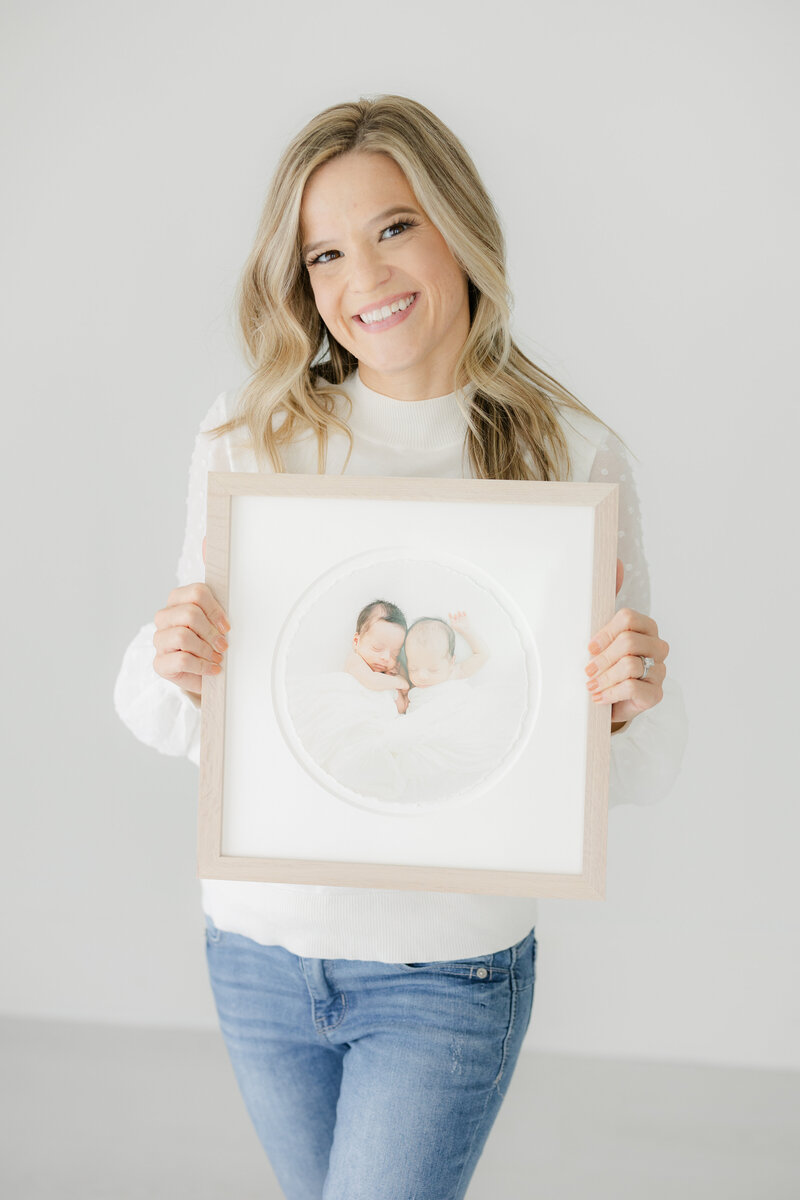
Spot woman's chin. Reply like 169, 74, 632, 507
350, 341, 427, 377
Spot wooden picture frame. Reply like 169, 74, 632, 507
198, 473, 618, 899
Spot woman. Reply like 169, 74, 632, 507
114, 95, 685, 1199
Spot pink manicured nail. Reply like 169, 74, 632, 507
585, 662, 597, 677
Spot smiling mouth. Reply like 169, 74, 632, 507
354, 293, 418, 328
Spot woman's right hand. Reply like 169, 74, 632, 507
153, 582, 230, 699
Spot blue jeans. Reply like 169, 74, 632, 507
204, 916, 537, 1199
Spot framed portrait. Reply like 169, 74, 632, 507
197, 473, 618, 899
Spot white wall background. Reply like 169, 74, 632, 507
2, 0, 796, 1072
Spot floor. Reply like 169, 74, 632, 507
2, 1017, 797, 1198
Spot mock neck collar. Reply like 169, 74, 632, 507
342, 369, 473, 450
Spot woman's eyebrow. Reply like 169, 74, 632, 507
302, 205, 423, 257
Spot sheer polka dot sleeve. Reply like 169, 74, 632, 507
587, 431, 688, 806
112, 394, 229, 766
588, 432, 650, 617
177, 392, 229, 588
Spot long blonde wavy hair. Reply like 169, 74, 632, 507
210, 94, 614, 479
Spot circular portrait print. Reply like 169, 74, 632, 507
272, 548, 540, 815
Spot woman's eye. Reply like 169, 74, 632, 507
381, 221, 414, 240
309, 249, 339, 266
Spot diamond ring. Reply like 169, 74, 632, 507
639, 655, 655, 680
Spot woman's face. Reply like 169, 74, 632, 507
300, 151, 471, 400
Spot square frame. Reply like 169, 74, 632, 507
198, 473, 618, 899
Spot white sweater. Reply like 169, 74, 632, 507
114, 371, 688, 961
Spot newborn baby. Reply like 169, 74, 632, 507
403, 611, 489, 692
383, 611, 510, 801
343, 599, 410, 715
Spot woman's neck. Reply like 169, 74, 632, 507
356, 364, 458, 403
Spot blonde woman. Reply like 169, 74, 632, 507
114, 95, 686, 1199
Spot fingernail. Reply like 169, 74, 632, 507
213, 636, 228, 652
217, 617, 230, 633
586, 680, 598, 691
585, 662, 597, 677
588, 640, 600, 653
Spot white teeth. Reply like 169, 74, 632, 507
359, 294, 415, 324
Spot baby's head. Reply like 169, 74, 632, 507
403, 618, 456, 688
352, 600, 407, 674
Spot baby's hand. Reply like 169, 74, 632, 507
448, 610, 472, 636
447, 610, 490, 678
387, 665, 410, 690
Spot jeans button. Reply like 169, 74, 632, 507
476, 967, 488, 979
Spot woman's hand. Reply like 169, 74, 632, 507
153, 579, 230, 699
585, 560, 669, 729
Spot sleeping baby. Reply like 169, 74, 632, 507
343, 599, 411, 715
403, 611, 489, 694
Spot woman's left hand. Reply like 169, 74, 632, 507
585, 560, 669, 729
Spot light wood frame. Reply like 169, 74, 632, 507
198, 473, 618, 899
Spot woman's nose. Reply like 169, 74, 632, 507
348, 245, 391, 295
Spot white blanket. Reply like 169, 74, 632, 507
285, 671, 519, 806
